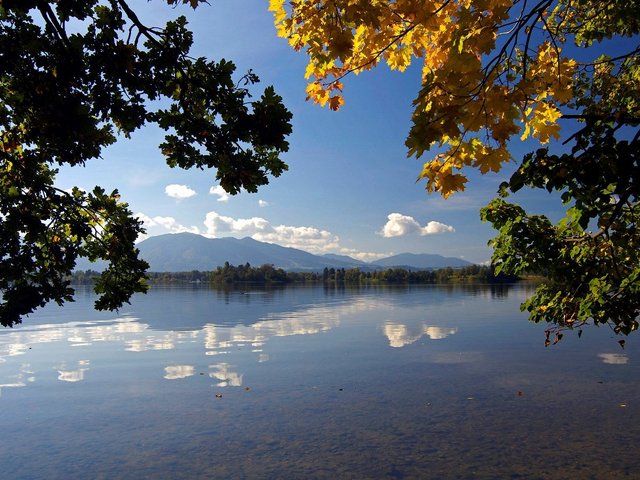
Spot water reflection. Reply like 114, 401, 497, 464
2, 290, 433, 392
1, 285, 639, 480
3, 285, 535, 397
383, 322, 458, 347
202, 303, 345, 356
57, 360, 90, 382
164, 365, 195, 380
598, 353, 629, 365
431, 351, 485, 364
0, 363, 33, 396
209, 363, 243, 387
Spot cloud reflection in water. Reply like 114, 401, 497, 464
383, 322, 458, 348
164, 365, 196, 380
598, 353, 629, 365
0, 294, 454, 393
209, 363, 243, 386
57, 360, 90, 383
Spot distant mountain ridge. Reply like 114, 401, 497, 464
74, 232, 472, 272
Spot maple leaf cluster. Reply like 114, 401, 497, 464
270, 0, 582, 197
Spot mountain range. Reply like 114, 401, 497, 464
75, 232, 472, 272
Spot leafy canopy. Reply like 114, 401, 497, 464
0, 0, 292, 326
270, 0, 640, 339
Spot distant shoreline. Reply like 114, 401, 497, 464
69, 263, 522, 287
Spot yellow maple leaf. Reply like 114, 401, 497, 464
473, 145, 511, 174
438, 173, 467, 198
526, 101, 563, 143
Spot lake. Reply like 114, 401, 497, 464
0, 284, 638, 479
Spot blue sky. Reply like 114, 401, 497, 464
55, 1, 568, 264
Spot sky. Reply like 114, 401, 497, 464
55, 0, 571, 264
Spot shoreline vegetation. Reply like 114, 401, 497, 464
71, 263, 524, 287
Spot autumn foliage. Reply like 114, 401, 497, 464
271, 0, 640, 338
270, 0, 632, 196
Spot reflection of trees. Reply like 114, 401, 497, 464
214, 286, 284, 305
489, 284, 509, 299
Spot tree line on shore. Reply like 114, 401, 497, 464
70, 262, 518, 286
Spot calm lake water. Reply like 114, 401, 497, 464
0, 284, 638, 479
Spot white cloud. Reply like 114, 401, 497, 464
135, 212, 200, 240
203, 211, 340, 254
209, 185, 231, 203
258, 200, 269, 208
422, 220, 456, 235
204, 212, 271, 237
165, 184, 196, 199
255, 225, 341, 253
379, 213, 455, 238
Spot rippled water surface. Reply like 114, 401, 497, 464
0, 284, 638, 479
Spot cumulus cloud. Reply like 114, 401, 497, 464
379, 213, 455, 238
204, 212, 271, 237
135, 212, 200, 241
255, 226, 341, 253
165, 184, 196, 199
209, 185, 231, 203
422, 220, 455, 235
203, 211, 340, 254
258, 200, 269, 208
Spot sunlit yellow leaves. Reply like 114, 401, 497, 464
527, 42, 577, 103
268, 0, 287, 26
305, 81, 330, 106
416, 137, 510, 199
473, 144, 511, 174
386, 46, 412, 72
521, 101, 562, 143
417, 156, 468, 198
270, 0, 583, 197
